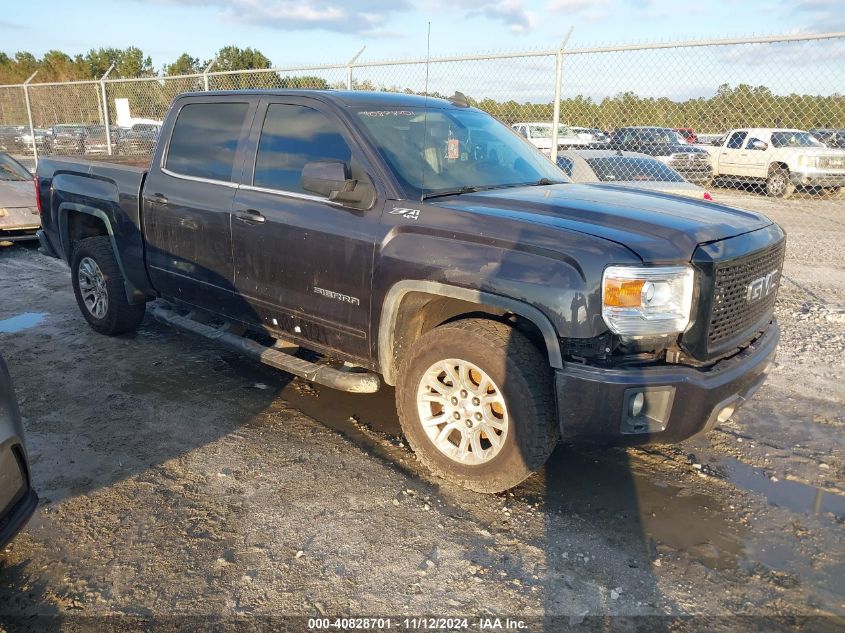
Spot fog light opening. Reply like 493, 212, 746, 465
717, 403, 736, 424
630, 391, 645, 418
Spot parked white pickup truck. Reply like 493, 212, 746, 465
700, 128, 845, 198
511, 122, 591, 155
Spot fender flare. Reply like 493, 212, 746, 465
58, 203, 144, 304
378, 280, 563, 386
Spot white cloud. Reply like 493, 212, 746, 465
792, 0, 845, 32
448, 0, 536, 34
547, 0, 612, 22
153, 0, 410, 34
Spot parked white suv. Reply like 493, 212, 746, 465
700, 128, 845, 197
512, 122, 591, 155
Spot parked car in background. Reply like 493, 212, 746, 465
512, 122, 591, 154
116, 123, 162, 155
0, 354, 38, 547
0, 152, 40, 242
571, 127, 609, 143
607, 126, 713, 185
556, 149, 713, 201
809, 128, 845, 149
0, 126, 25, 152
49, 124, 87, 155
674, 128, 698, 144
19, 128, 53, 154
82, 125, 124, 155
700, 128, 845, 198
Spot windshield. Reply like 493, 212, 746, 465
53, 125, 85, 135
355, 108, 567, 198
770, 131, 825, 148
529, 124, 574, 139
617, 128, 679, 144
0, 153, 31, 181
585, 157, 685, 183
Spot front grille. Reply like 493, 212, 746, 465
706, 241, 785, 350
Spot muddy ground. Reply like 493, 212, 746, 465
0, 188, 843, 632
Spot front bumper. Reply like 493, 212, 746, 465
791, 170, 845, 187
555, 320, 779, 444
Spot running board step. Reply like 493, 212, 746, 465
151, 305, 380, 393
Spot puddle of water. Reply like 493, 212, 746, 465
718, 456, 845, 521
0, 312, 48, 334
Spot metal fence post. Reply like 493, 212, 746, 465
550, 28, 573, 165
346, 46, 366, 90
100, 64, 115, 155
22, 71, 38, 166
203, 58, 217, 91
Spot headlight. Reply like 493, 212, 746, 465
798, 155, 819, 168
602, 265, 694, 336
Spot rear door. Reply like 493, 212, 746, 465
229, 97, 381, 360
143, 98, 257, 314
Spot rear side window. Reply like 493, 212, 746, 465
165, 102, 250, 182
254, 104, 352, 194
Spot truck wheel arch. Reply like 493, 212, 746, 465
59, 204, 145, 305
378, 280, 563, 386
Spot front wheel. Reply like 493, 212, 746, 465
71, 236, 145, 335
396, 318, 558, 493
766, 167, 795, 198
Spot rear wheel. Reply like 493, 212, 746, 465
71, 236, 145, 335
396, 318, 558, 493
766, 167, 795, 198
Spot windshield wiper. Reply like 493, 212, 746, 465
421, 186, 479, 200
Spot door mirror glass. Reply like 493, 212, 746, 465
301, 160, 349, 197
750, 139, 768, 151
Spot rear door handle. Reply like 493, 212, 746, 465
148, 193, 168, 204
235, 209, 266, 224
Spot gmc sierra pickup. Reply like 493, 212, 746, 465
35, 90, 785, 493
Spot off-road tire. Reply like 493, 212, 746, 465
766, 167, 795, 198
71, 236, 145, 335
396, 318, 558, 493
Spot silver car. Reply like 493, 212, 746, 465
0, 353, 37, 547
0, 152, 39, 242
556, 149, 713, 201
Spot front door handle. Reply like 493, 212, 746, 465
148, 193, 168, 205
235, 209, 266, 224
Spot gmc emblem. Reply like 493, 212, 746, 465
746, 269, 779, 303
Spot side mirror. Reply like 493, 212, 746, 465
301, 160, 374, 207
301, 161, 350, 197
751, 140, 768, 151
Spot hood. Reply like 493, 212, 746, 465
775, 146, 845, 157
601, 181, 707, 200
0, 180, 36, 208
618, 143, 706, 158
430, 183, 771, 262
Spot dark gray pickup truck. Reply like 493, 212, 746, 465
35, 90, 784, 492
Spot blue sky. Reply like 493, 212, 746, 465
1, 0, 843, 69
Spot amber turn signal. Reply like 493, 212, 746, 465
604, 278, 645, 307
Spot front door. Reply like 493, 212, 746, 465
143, 99, 256, 314
230, 98, 380, 361
719, 130, 749, 176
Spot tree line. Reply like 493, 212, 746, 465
1, 46, 842, 133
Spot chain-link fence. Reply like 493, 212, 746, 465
1, 32, 843, 199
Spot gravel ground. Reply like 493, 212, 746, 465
0, 190, 843, 632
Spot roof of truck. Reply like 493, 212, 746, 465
179, 89, 461, 109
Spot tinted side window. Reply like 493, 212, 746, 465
166, 102, 250, 182
726, 131, 747, 149
254, 104, 352, 194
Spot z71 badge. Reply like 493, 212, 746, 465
388, 207, 421, 221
